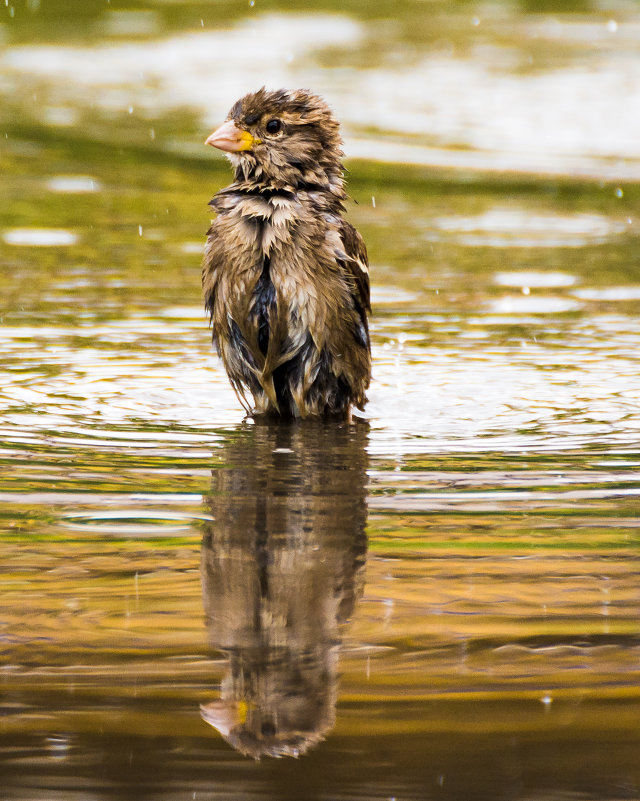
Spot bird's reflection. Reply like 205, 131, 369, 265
200, 420, 369, 758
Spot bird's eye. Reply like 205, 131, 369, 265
265, 118, 282, 135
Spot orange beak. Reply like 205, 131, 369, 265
205, 119, 257, 152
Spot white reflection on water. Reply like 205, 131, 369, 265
102, 9, 161, 37
3, 10, 640, 179
46, 175, 101, 193
2, 14, 361, 120
180, 242, 206, 255
371, 286, 420, 305
347, 138, 640, 182
345, 52, 640, 161
573, 287, 640, 301
41, 105, 79, 127
432, 209, 625, 247
486, 296, 583, 314
494, 271, 577, 289
2, 305, 640, 457
62, 509, 210, 535
2, 228, 79, 246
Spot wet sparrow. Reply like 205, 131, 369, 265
202, 88, 371, 418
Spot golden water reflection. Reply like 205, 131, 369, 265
1, 0, 640, 793
200, 421, 368, 757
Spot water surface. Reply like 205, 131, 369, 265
1, 1, 640, 798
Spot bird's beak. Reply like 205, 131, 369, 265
205, 120, 257, 152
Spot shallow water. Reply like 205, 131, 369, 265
2, 0, 640, 798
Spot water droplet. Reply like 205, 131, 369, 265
249, 0, 255, 6
371, 195, 376, 208
138, 225, 143, 237
471, 16, 480, 26
200, 18, 204, 27
615, 187, 623, 198
606, 19, 618, 33
149, 127, 156, 140
522, 286, 530, 295
541, 693, 553, 706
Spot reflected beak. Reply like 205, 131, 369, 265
205, 119, 257, 152
200, 699, 248, 736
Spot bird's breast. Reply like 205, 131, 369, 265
212, 189, 341, 350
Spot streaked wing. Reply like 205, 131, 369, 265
339, 220, 370, 314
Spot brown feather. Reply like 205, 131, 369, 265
202, 88, 371, 418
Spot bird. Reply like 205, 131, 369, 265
202, 88, 371, 419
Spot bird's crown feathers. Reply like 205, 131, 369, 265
224, 87, 344, 195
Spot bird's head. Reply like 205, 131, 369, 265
205, 88, 344, 196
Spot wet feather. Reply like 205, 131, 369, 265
202, 88, 371, 418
